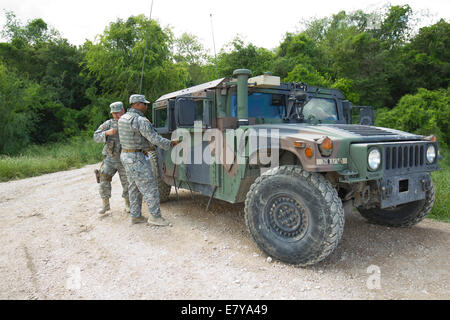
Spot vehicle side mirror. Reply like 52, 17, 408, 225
342, 100, 352, 124
359, 106, 375, 126
351, 105, 375, 125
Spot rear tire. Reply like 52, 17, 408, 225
357, 181, 435, 227
244, 166, 345, 266
148, 151, 171, 203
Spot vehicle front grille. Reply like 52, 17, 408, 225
384, 143, 426, 172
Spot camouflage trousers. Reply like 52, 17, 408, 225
99, 156, 129, 199
120, 152, 161, 218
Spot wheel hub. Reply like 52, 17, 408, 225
266, 195, 308, 239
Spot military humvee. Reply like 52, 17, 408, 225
149, 69, 440, 266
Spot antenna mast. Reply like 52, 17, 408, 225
210, 13, 219, 79
139, 0, 154, 94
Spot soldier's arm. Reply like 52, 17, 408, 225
93, 120, 111, 143
137, 117, 171, 150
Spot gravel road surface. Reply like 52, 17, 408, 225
0, 164, 448, 299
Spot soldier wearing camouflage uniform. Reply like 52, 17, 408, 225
119, 94, 179, 226
93, 102, 130, 215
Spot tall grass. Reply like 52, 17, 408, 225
0, 136, 103, 182
430, 147, 450, 222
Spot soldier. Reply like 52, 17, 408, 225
93, 102, 130, 215
118, 94, 180, 226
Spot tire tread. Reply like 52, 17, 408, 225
244, 165, 345, 266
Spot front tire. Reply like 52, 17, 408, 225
148, 151, 171, 203
357, 181, 435, 227
244, 166, 345, 266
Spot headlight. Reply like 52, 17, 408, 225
368, 148, 381, 171
318, 136, 333, 157
426, 145, 436, 164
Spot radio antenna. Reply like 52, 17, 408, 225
210, 13, 219, 79
139, 0, 154, 94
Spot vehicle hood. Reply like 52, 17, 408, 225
248, 123, 423, 143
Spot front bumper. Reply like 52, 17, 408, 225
378, 172, 432, 208
339, 140, 439, 208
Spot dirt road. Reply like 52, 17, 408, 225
0, 163, 448, 299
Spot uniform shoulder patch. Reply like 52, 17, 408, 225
140, 117, 154, 125
99, 120, 110, 131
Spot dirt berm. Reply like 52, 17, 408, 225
0, 163, 448, 299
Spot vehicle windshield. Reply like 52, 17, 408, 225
231, 93, 285, 119
299, 98, 338, 123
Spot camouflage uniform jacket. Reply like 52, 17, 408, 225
118, 108, 171, 217
93, 119, 122, 158
118, 108, 171, 151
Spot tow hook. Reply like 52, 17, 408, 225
421, 176, 432, 192
380, 180, 393, 200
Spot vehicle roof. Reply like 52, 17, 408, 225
155, 78, 227, 102
155, 78, 346, 102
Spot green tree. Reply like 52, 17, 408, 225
376, 88, 450, 147
0, 62, 35, 153
0, 12, 93, 110
83, 15, 189, 103
1, 11, 60, 48
281, 5, 432, 108
274, 32, 325, 79
0, 12, 92, 149
173, 33, 212, 85
216, 37, 275, 77
376, 4, 412, 48
404, 19, 450, 91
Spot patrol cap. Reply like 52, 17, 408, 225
129, 94, 150, 105
109, 101, 124, 113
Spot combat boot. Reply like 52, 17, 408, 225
147, 215, 171, 227
124, 197, 130, 213
98, 198, 110, 214
131, 216, 147, 225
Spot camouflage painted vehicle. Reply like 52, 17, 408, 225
150, 69, 440, 266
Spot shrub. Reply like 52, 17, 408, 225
376, 87, 450, 147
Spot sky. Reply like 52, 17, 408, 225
0, 0, 449, 53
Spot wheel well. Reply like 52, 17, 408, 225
241, 149, 302, 202
247, 148, 302, 167
279, 150, 302, 166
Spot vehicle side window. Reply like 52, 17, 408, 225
154, 107, 168, 128
175, 97, 212, 128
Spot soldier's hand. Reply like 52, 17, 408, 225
105, 128, 118, 136
170, 139, 182, 147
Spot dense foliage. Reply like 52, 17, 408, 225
0, 5, 449, 155
376, 88, 450, 147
